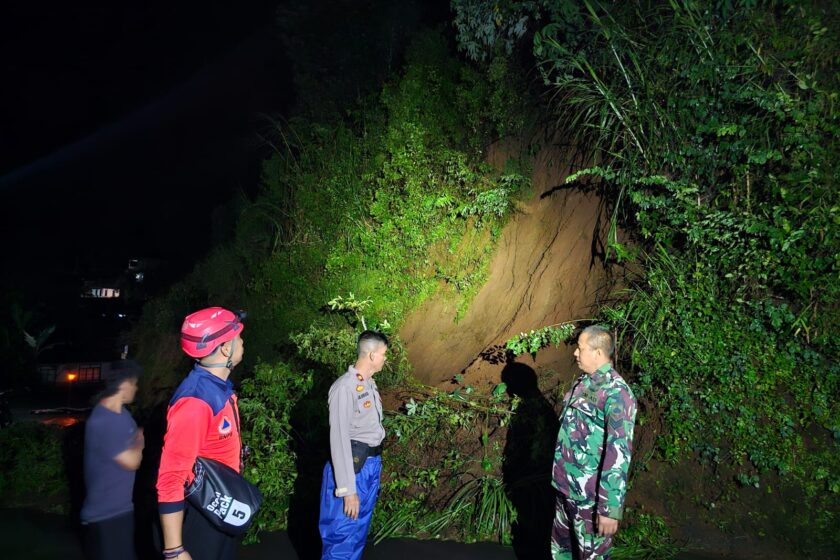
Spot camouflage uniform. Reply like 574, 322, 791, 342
551, 363, 636, 560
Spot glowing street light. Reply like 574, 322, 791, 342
66, 372, 78, 382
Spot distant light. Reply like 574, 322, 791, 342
84, 288, 121, 298
134, 272, 144, 282
66, 373, 78, 382
117, 313, 126, 318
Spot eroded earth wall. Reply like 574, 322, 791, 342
401, 143, 613, 388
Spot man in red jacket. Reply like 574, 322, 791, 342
157, 307, 245, 560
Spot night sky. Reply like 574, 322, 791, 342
1, 0, 291, 298
1, 0, 449, 363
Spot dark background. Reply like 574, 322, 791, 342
0, 0, 291, 362
1, 0, 290, 267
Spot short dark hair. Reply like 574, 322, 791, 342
357, 330, 389, 356
581, 325, 614, 357
100, 369, 139, 399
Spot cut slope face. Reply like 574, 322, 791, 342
401, 145, 612, 387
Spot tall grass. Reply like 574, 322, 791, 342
371, 474, 516, 544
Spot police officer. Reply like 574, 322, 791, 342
551, 325, 637, 560
318, 330, 388, 559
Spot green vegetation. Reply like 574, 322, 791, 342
456, 0, 839, 551
613, 511, 682, 560
0, 422, 67, 510
127, 29, 531, 542
505, 322, 576, 357
372, 385, 519, 544
3, 1, 828, 553
238, 361, 313, 537
131, 30, 528, 397
0, 298, 59, 388
133, 31, 528, 396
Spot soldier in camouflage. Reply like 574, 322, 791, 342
551, 325, 637, 560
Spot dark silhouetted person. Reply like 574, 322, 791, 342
502, 361, 559, 559
319, 330, 388, 559
81, 370, 143, 560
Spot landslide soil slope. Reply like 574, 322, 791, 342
400, 142, 613, 392
397, 143, 808, 560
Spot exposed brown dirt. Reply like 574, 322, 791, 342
400, 141, 614, 392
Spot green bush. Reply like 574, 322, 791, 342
506, 323, 576, 358
613, 511, 681, 560
371, 385, 519, 543
238, 361, 314, 539
605, 250, 839, 476
132, 30, 530, 399
455, 0, 840, 547
0, 422, 66, 507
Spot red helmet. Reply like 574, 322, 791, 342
180, 307, 245, 358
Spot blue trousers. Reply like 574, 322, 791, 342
319, 456, 382, 560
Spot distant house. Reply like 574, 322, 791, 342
38, 359, 142, 386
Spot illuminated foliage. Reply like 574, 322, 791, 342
456, 0, 840, 551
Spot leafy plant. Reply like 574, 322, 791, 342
326, 293, 373, 330
238, 361, 314, 539
505, 323, 575, 357
0, 422, 66, 507
455, 0, 840, 549
290, 323, 358, 375
444, 475, 517, 544
613, 512, 682, 560
455, 172, 528, 221
372, 386, 520, 543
